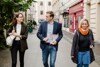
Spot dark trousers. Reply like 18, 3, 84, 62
11, 40, 25, 67
42, 45, 57, 67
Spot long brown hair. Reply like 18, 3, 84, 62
12, 13, 24, 26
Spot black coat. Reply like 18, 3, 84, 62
71, 29, 95, 64
7, 23, 28, 52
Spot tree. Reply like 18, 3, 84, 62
0, 0, 36, 48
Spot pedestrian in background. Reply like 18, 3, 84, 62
71, 19, 95, 67
7, 13, 28, 67
37, 11, 63, 67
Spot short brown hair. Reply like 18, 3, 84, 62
46, 11, 54, 18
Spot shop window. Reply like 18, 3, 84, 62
69, 17, 73, 28
64, 16, 69, 28
78, 16, 83, 23
64, 18, 67, 27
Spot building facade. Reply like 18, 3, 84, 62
27, 0, 52, 24
52, 0, 60, 22
84, 0, 100, 41
69, 0, 84, 32
58, 0, 83, 32
59, 0, 69, 30
38, 0, 52, 22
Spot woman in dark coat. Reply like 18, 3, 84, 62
71, 19, 95, 67
8, 13, 28, 67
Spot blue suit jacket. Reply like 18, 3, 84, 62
37, 21, 63, 51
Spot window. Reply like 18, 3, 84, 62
64, 16, 69, 28
78, 16, 83, 23
48, 2, 51, 6
69, 17, 73, 28
40, 1, 43, 6
28, 14, 31, 20
40, 11, 43, 15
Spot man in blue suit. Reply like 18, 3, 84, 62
37, 11, 63, 67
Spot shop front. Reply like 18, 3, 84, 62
69, 0, 83, 32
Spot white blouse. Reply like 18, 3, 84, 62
15, 24, 21, 40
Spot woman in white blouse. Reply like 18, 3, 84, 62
8, 13, 28, 67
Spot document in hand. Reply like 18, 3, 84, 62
47, 34, 58, 43
52, 34, 58, 41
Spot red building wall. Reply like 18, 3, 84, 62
69, 1, 84, 32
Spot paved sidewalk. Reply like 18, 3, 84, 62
0, 30, 100, 67
0, 48, 11, 67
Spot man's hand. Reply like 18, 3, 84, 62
51, 40, 57, 45
43, 37, 48, 42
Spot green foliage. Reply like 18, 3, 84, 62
0, 0, 36, 49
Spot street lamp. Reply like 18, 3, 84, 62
62, 10, 69, 18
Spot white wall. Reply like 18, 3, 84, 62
84, 0, 100, 41
27, 0, 52, 24
38, 0, 52, 20
96, 3, 100, 41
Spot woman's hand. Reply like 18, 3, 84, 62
8, 30, 15, 36
71, 56, 74, 58
13, 33, 18, 36
9, 33, 13, 35
13, 33, 21, 38
90, 45, 94, 49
